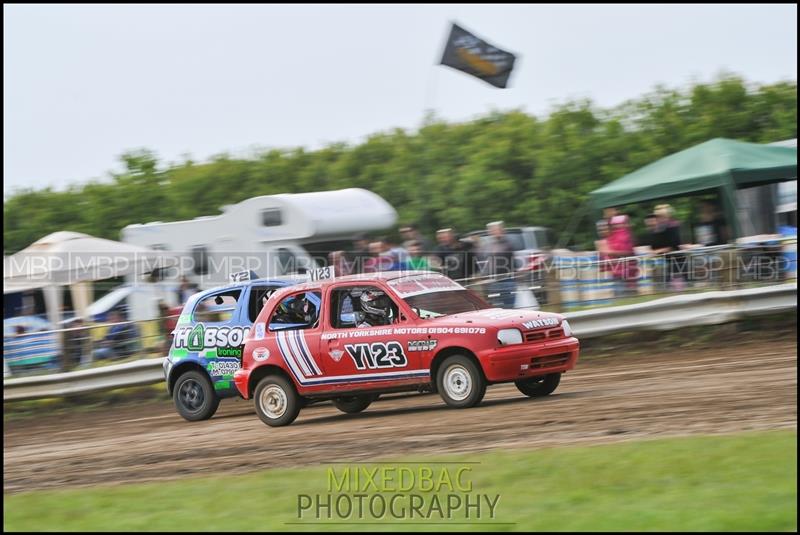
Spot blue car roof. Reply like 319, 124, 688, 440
191, 276, 308, 301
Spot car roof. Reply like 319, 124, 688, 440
266, 270, 445, 296
194, 275, 307, 298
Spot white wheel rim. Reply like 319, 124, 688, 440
444, 364, 472, 401
259, 385, 288, 419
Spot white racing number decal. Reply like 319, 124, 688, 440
345, 341, 407, 370
309, 266, 335, 281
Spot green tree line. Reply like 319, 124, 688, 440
3, 74, 796, 254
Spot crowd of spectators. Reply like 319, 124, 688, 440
326, 220, 520, 308
597, 199, 733, 294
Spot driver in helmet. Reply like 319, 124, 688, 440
357, 290, 394, 327
276, 294, 315, 326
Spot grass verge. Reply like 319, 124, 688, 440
3, 430, 796, 532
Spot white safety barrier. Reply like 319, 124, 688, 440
3, 283, 796, 401
566, 282, 797, 338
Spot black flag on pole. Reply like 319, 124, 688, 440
439, 22, 517, 88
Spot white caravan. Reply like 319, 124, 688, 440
120, 188, 398, 320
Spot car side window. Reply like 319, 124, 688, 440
269, 292, 321, 331
194, 290, 241, 323
329, 286, 400, 329
248, 285, 280, 323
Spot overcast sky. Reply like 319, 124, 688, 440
3, 3, 797, 195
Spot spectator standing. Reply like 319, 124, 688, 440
349, 233, 372, 274
370, 237, 409, 271
479, 221, 516, 308
643, 213, 659, 245
92, 310, 140, 361
63, 318, 91, 370
328, 250, 353, 276
400, 224, 433, 252
606, 214, 638, 296
652, 204, 686, 290
595, 220, 613, 279
178, 276, 199, 304
362, 241, 383, 273
435, 228, 473, 281
386, 238, 410, 270
406, 241, 431, 270
694, 200, 728, 246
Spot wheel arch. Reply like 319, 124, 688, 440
247, 364, 295, 398
167, 361, 209, 395
429, 346, 486, 391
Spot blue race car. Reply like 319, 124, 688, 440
164, 271, 314, 421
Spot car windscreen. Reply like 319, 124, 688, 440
403, 290, 492, 319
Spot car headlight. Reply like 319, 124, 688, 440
562, 320, 572, 337
498, 328, 523, 346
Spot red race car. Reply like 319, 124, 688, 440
234, 270, 579, 426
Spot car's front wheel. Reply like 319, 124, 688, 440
515, 373, 561, 397
173, 370, 220, 421
333, 394, 374, 414
253, 375, 301, 427
436, 355, 486, 408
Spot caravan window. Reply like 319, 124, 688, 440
261, 208, 283, 227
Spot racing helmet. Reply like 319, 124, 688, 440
280, 294, 313, 322
359, 290, 392, 320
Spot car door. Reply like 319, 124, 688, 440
266, 290, 325, 387
319, 283, 427, 391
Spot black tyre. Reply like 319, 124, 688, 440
436, 355, 486, 408
253, 375, 301, 427
515, 373, 561, 397
173, 370, 220, 421
333, 394, 373, 414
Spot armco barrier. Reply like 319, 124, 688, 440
566, 282, 796, 338
4, 358, 165, 402
3, 283, 796, 402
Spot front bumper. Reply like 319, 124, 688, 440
482, 337, 580, 383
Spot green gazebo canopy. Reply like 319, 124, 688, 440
590, 138, 797, 238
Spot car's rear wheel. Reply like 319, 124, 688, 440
515, 373, 561, 397
254, 375, 301, 427
333, 394, 374, 414
173, 370, 220, 421
436, 355, 486, 408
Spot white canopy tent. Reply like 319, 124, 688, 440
4, 231, 177, 326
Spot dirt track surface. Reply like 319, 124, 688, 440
4, 338, 797, 493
